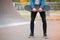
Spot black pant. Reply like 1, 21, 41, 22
30, 11, 47, 35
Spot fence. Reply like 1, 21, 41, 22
13, 2, 60, 10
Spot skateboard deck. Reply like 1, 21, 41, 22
24, 5, 50, 11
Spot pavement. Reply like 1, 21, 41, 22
0, 0, 60, 40
0, 0, 27, 25
0, 20, 60, 40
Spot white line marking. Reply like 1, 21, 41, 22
0, 21, 37, 28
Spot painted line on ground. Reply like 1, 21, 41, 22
0, 21, 37, 28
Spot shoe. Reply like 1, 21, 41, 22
30, 33, 34, 36
43, 34, 48, 39
44, 33, 47, 37
28, 33, 34, 38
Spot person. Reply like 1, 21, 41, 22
30, 0, 47, 37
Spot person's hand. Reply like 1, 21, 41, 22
38, 8, 43, 12
32, 8, 37, 12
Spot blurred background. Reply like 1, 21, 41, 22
12, 0, 60, 20
0, 0, 60, 40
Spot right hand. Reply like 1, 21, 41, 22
32, 8, 37, 12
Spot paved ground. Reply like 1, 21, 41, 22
0, 0, 60, 40
0, 20, 60, 40
0, 0, 27, 25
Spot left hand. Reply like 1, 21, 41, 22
38, 8, 43, 12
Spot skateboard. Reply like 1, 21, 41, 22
24, 5, 50, 11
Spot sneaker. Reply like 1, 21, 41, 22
30, 33, 34, 36
28, 33, 34, 38
43, 34, 48, 39
44, 33, 47, 37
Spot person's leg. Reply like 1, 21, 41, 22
30, 11, 37, 36
39, 11, 47, 36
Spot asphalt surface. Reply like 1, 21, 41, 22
0, 20, 60, 40
0, 0, 27, 25
0, 0, 60, 40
